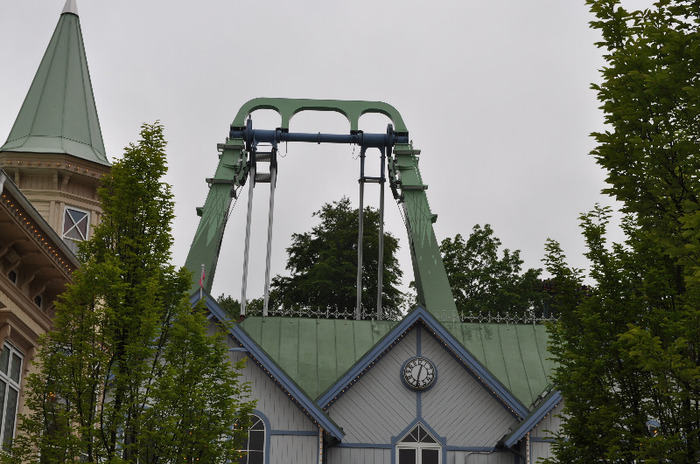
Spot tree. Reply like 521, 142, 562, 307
270, 197, 404, 320
216, 294, 263, 319
439, 225, 547, 318
545, 208, 662, 463
546, 1, 700, 461
4, 123, 254, 463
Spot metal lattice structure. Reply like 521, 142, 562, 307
185, 98, 458, 322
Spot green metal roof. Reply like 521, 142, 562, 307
240, 317, 397, 400
1, 2, 109, 166
238, 316, 554, 408
443, 322, 555, 408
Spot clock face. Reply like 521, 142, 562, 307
402, 357, 436, 391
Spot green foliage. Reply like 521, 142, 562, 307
215, 294, 264, 319
440, 225, 547, 317
4, 123, 254, 463
270, 197, 404, 320
546, 1, 700, 461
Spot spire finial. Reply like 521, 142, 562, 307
62, 0, 78, 16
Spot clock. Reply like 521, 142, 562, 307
402, 357, 437, 391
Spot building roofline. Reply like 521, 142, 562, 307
501, 389, 563, 448
318, 306, 530, 418
0, 169, 80, 270
190, 292, 345, 441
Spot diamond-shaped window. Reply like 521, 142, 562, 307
63, 207, 89, 242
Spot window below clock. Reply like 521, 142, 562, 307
396, 424, 441, 464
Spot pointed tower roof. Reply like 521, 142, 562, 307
1, 0, 109, 166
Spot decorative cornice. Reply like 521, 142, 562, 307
0, 283, 54, 337
0, 154, 108, 180
0, 171, 80, 274
1, 194, 77, 276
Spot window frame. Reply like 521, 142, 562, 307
395, 424, 442, 464
62, 206, 91, 244
0, 342, 23, 450
238, 414, 266, 464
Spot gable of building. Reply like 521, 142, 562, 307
239, 316, 397, 400
237, 307, 551, 416
325, 325, 518, 448
199, 294, 562, 461
196, 293, 344, 442
443, 321, 555, 409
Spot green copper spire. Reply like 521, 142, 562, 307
1, 0, 109, 166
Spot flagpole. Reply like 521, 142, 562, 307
200, 264, 205, 300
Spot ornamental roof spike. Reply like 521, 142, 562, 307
62, 0, 78, 15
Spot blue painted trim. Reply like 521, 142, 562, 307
269, 430, 319, 436
416, 326, 422, 356
530, 437, 556, 443
445, 446, 497, 452
229, 347, 248, 352
189, 291, 231, 323
333, 443, 393, 449
502, 390, 563, 448
318, 311, 419, 408
419, 312, 529, 418
319, 307, 528, 419
417, 390, 422, 419
252, 409, 271, 464
192, 293, 344, 441
230, 323, 344, 440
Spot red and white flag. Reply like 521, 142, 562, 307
199, 264, 206, 300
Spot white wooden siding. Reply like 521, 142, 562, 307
420, 329, 516, 447
531, 400, 563, 439
229, 350, 317, 433
324, 448, 516, 464
327, 329, 418, 444
529, 400, 564, 463
448, 450, 515, 464
327, 327, 517, 450
531, 440, 553, 462
269, 434, 318, 464
326, 447, 391, 464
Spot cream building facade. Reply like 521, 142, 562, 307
0, 0, 109, 447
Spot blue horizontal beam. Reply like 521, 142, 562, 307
229, 128, 408, 149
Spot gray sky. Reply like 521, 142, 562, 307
1, 0, 654, 300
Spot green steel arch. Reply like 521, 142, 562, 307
185, 98, 458, 322
230, 97, 408, 134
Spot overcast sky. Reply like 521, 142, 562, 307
1, 0, 654, 300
